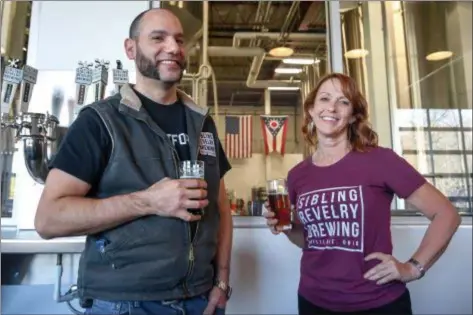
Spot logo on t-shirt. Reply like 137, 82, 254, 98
199, 132, 216, 157
167, 133, 190, 146
296, 186, 364, 253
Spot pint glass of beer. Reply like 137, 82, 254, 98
266, 178, 292, 230
179, 160, 205, 215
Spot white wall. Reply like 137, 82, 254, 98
27, 1, 147, 72
2, 218, 472, 315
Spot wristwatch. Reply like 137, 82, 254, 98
214, 279, 232, 299
407, 258, 426, 279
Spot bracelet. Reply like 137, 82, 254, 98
407, 258, 426, 279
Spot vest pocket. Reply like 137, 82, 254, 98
99, 217, 187, 273
98, 219, 146, 269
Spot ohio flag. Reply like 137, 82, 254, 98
260, 115, 289, 156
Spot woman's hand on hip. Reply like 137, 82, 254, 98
363, 252, 422, 285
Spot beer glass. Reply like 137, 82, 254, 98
179, 160, 205, 215
266, 178, 292, 230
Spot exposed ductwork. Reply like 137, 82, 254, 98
182, 2, 327, 91
188, 46, 265, 57
232, 32, 326, 47
232, 32, 326, 89
245, 52, 300, 89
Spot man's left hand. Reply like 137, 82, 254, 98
203, 286, 227, 315
364, 252, 421, 285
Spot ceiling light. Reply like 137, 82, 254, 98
269, 46, 294, 57
344, 49, 369, 59
426, 51, 453, 61
274, 68, 303, 74
268, 87, 300, 91
283, 58, 320, 65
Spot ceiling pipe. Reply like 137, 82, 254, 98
246, 52, 300, 89
185, 46, 301, 88
188, 46, 265, 57
232, 31, 325, 89
232, 31, 326, 47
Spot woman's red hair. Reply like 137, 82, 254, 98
301, 73, 378, 152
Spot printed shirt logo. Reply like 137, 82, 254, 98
296, 186, 364, 253
199, 132, 216, 157
167, 133, 190, 147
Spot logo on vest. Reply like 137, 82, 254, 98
199, 132, 216, 157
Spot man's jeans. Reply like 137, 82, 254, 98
84, 294, 225, 315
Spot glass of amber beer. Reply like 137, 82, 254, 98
266, 178, 292, 230
179, 160, 205, 216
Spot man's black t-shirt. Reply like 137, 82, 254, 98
50, 89, 231, 239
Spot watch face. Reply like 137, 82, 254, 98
219, 281, 227, 290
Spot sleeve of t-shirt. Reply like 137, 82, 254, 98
204, 115, 232, 179
218, 139, 232, 179
380, 147, 427, 199
48, 107, 111, 186
287, 169, 297, 206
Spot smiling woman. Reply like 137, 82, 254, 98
301, 73, 378, 152
264, 71, 462, 315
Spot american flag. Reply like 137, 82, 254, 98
225, 115, 253, 159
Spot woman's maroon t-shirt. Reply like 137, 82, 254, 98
287, 147, 426, 312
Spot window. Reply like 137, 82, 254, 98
340, 1, 472, 212
387, 2, 472, 212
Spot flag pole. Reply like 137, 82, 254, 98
264, 88, 272, 182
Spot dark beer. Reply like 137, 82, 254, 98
182, 176, 204, 216
179, 160, 205, 216
268, 192, 292, 228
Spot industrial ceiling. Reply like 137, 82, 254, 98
168, 1, 329, 107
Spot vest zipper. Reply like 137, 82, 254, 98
182, 113, 208, 297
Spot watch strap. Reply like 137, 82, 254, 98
214, 279, 232, 299
407, 258, 425, 279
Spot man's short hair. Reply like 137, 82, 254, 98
129, 9, 149, 39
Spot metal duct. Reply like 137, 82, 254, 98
188, 46, 265, 57
246, 53, 300, 89
233, 31, 326, 89
232, 31, 326, 47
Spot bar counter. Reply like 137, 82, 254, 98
2, 213, 471, 254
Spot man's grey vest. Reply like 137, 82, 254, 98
76, 84, 222, 301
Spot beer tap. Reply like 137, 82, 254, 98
73, 61, 93, 120
92, 59, 110, 102
112, 60, 129, 93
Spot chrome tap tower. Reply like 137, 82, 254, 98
1, 59, 61, 207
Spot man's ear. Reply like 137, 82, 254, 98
124, 38, 136, 60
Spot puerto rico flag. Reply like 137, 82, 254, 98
260, 115, 289, 156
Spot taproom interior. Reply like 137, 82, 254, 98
1, 1, 471, 314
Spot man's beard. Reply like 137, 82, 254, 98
135, 47, 186, 86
